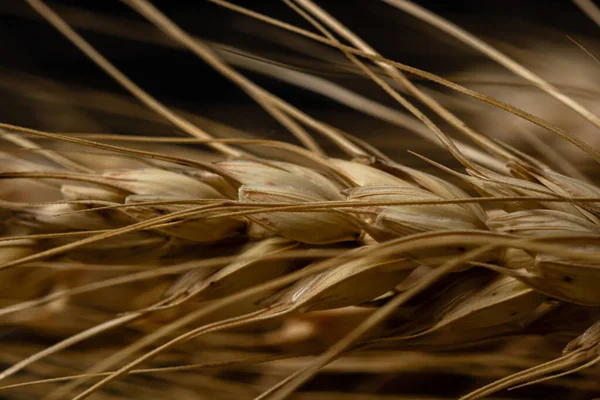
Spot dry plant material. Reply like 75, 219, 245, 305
1, 1, 600, 400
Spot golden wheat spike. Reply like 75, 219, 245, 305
1, 1, 600, 399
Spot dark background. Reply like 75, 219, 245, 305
0, 0, 598, 156
1, 0, 596, 106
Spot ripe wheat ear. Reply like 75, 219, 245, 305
2, 1, 600, 399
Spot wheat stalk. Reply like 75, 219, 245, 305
1, 1, 600, 399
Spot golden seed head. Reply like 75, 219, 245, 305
265, 252, 413, 313
346, 185, 485, 239
487, 209, 600, 237
102, 168, 225, 199
12, 203, 113, 232
330, 158, 412, 187
238, 184, 360, 244
122, 195, 246, 242
166, 237, 299, 301
218, 160, 342, 199
60, 184, 125, 203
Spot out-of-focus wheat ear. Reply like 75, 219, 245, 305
261, 253, 414, 313
45, 249, 347, 399
0, 240, 60, 326
27, 3, 513, 173
574, 0, 600, 27
254, 245, 497, 400
220, 307, 378, 351
460, 352, 592, 399
0, 202, 213, 272
0, 246, 343, 324
0, 248, 335, 387
147, 237, 301, 312
0, 313, 141, 383
0, 351, 285, 393
49, 308, 291, 400
461, 319, 600, 399
288, 0, 516, 169
401, 275, 547, 340
0, 151, 64, 203
382, 0, 600, 131
211, 0, 600, 165
375, 268, 495, 339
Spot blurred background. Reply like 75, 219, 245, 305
0, 0, 599, 175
